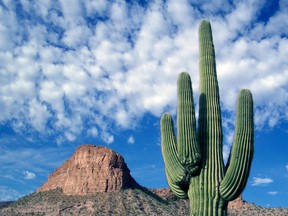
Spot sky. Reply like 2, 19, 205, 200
0, 0, 287, 208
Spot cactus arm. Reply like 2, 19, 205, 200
198, 20, 223, 149
198, 20, 225, 184
177, 72, 201, 173
160, 113, 188, 198
166, 171, 188, 199
220, 89, 254, 201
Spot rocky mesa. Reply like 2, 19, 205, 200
38, 144, 138, 195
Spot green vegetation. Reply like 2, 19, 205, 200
161, 20, 254, 216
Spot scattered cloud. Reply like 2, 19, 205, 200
0, 186, 23, 201
87, 127, 99, 137
251, 177, 273, 186
101, 132, 114, 144
286, 164, 288, 172
222, 144, 231, 163
0, 145, 72, 180
23, 171, 36, 180
128, 135, 135, 145
267, 191, 278, 195
0, 0, 287, 145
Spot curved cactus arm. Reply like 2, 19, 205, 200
177, 72, 201, 173
165, 170, 188, 199
161, 113, 188, 196
220, 89, 254, 201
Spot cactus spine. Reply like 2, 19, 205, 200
161, 20, 254, 216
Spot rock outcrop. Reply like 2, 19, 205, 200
38, 144, 138, 195
228, 195, 246, 210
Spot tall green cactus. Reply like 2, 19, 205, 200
161, 20, 254, 216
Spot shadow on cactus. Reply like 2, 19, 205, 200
160, 20, 254, 216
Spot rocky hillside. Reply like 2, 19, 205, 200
1, 187, 288, 216
1, 144, 287, 215
0, 187, 189, 216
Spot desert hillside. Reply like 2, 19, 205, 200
1, 144, 287, 215
1, 187, 288, 216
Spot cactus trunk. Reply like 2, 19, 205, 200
161, 20, 254, 216
188, 185, 227, 215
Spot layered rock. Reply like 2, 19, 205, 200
38, 144, 138, 195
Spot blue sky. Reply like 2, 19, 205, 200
0, 0, 287, 208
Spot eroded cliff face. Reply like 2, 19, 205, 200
38, 144, 138, 195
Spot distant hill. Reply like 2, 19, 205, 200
1, 144, 287, 215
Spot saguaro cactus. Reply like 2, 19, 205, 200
161, 20, 254, 216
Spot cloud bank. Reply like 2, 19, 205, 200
0, 0, 287, 144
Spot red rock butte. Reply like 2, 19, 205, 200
37, 144, 138, 195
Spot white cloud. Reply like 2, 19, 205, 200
267, 191, 278, 195
62, 25, 92, 47
0, 1, 287, 144
286, 164, 288, 172
167, 0, 193, 28
0, 144, 76, 200
101, 132, 114, 144
28, 99, 51, 133
261, 0, 288, 36
64, 132, 76, 142
23, 171, 36, 180
222, 144, 230, 163
251, 177, 273, 186
87, 127, 98, 137
84, 0, 108, 17
128, 135, 135, 145
0, 145, 71, 177
225, 0, 262, 32
0, 186, 23, 201
59, 0, 83, 27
